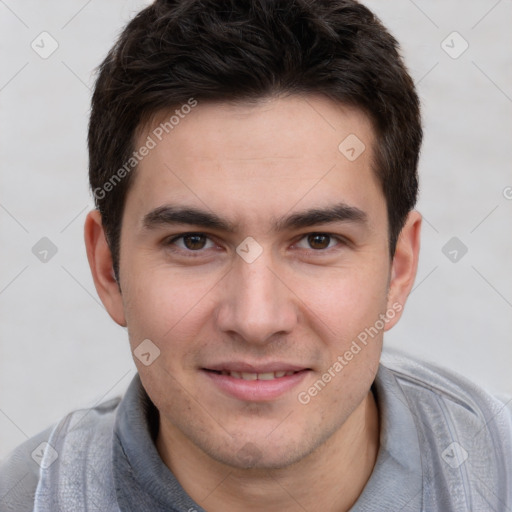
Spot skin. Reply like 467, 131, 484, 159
85, 94, 421, 511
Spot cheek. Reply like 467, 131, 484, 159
123, 262, 216, 332
291, 261, 389, 337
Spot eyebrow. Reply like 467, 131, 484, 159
142, 202, 368, 233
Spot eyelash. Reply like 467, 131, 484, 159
164, 232, 347, 257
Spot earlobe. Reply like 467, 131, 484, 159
385, 210, 422, 331
84, 209, 127, 327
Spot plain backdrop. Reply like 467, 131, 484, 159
1, 0, 511, 459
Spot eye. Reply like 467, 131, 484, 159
167, 233, 215, 251
295, 233, 343, 251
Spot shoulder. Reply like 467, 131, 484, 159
0, 425, 54, 512
380, 348, 512, 424
379, 349, 512, 500
0, 396, 122, 512
377, 349, 512, 507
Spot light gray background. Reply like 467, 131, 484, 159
1, 0, 511, 459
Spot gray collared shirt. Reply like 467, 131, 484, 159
1, 349, 511, 511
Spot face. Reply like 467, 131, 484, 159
108, 94, 401, 469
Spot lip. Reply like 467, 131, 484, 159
205, 362, 307, 373
201, 366, 311, 402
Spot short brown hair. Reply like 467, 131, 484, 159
88, 0, 422, 281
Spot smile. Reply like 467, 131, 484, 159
202, 367, 311, 401
213, 370, 299, 380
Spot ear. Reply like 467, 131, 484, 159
84, 209, 127, 327
384, 210, 422, 331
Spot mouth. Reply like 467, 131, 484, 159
206, 369, 301, 380
201, 365, 311, 401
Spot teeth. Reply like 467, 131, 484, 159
222, 370, 297, 380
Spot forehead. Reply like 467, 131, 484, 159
125, 94, 383, 228
139, 94, 374, 162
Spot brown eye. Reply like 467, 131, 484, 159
307, 233, 332, 250
168, 233, 215, 252
182, 234, 208, 250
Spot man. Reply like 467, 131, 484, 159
1, 0, 511, 510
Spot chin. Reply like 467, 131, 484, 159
203, 434, 319, 471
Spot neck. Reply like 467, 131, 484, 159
157, 390, 379, 512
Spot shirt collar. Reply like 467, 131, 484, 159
112, 363, 423, 511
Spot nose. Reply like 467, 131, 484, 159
215, 251, 298, 345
